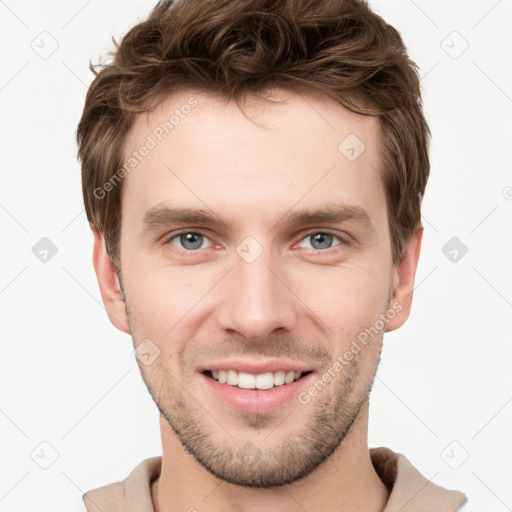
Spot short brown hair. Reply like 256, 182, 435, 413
77, 0, 430, 269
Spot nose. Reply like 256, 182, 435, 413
216, 249, 298, 341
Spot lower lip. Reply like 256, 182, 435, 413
199, 372, 316, 414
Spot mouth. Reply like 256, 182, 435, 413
202, 369, 315, 390
199, 366, 318, 413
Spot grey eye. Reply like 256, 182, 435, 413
299, 232, 341, 251
171, 232, 211, 250
310, 233, 334, 250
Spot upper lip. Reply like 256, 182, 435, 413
197, 358, 316, 375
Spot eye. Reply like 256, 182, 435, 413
163, 230, 346, 254
167, 231, 213, 251
297, 232, 344, 251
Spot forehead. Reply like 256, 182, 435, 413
120, 87, 386, 230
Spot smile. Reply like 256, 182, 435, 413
204, 369, 314, 390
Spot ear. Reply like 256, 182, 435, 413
385, 225, 424, 332
92, 229, 130, 334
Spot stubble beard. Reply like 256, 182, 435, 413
132, 332, 382, 488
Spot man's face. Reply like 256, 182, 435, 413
100, 88, 416, 487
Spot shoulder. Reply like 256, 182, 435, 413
370, 447, 467, 512
82, 456, 162, 512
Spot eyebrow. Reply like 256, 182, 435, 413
143, 206, 231, 231
142, 203, 373, 232
276, 203, 373, 231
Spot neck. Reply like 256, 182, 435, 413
151, 402, 389, 512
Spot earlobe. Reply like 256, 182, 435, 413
91, 230, 131, 334
385, 226, 424, 333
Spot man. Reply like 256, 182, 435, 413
77, 0, 467, 510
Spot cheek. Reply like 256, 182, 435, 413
124, 244, 391, 350
124, 261, 217, 337
290, 261, 389, 339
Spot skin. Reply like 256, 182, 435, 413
92, 87, 423, 512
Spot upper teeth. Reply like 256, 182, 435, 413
211, 370, 303, 389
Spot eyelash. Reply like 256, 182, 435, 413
162, 229, 348, 254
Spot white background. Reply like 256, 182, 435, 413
0, 0, 511, 510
